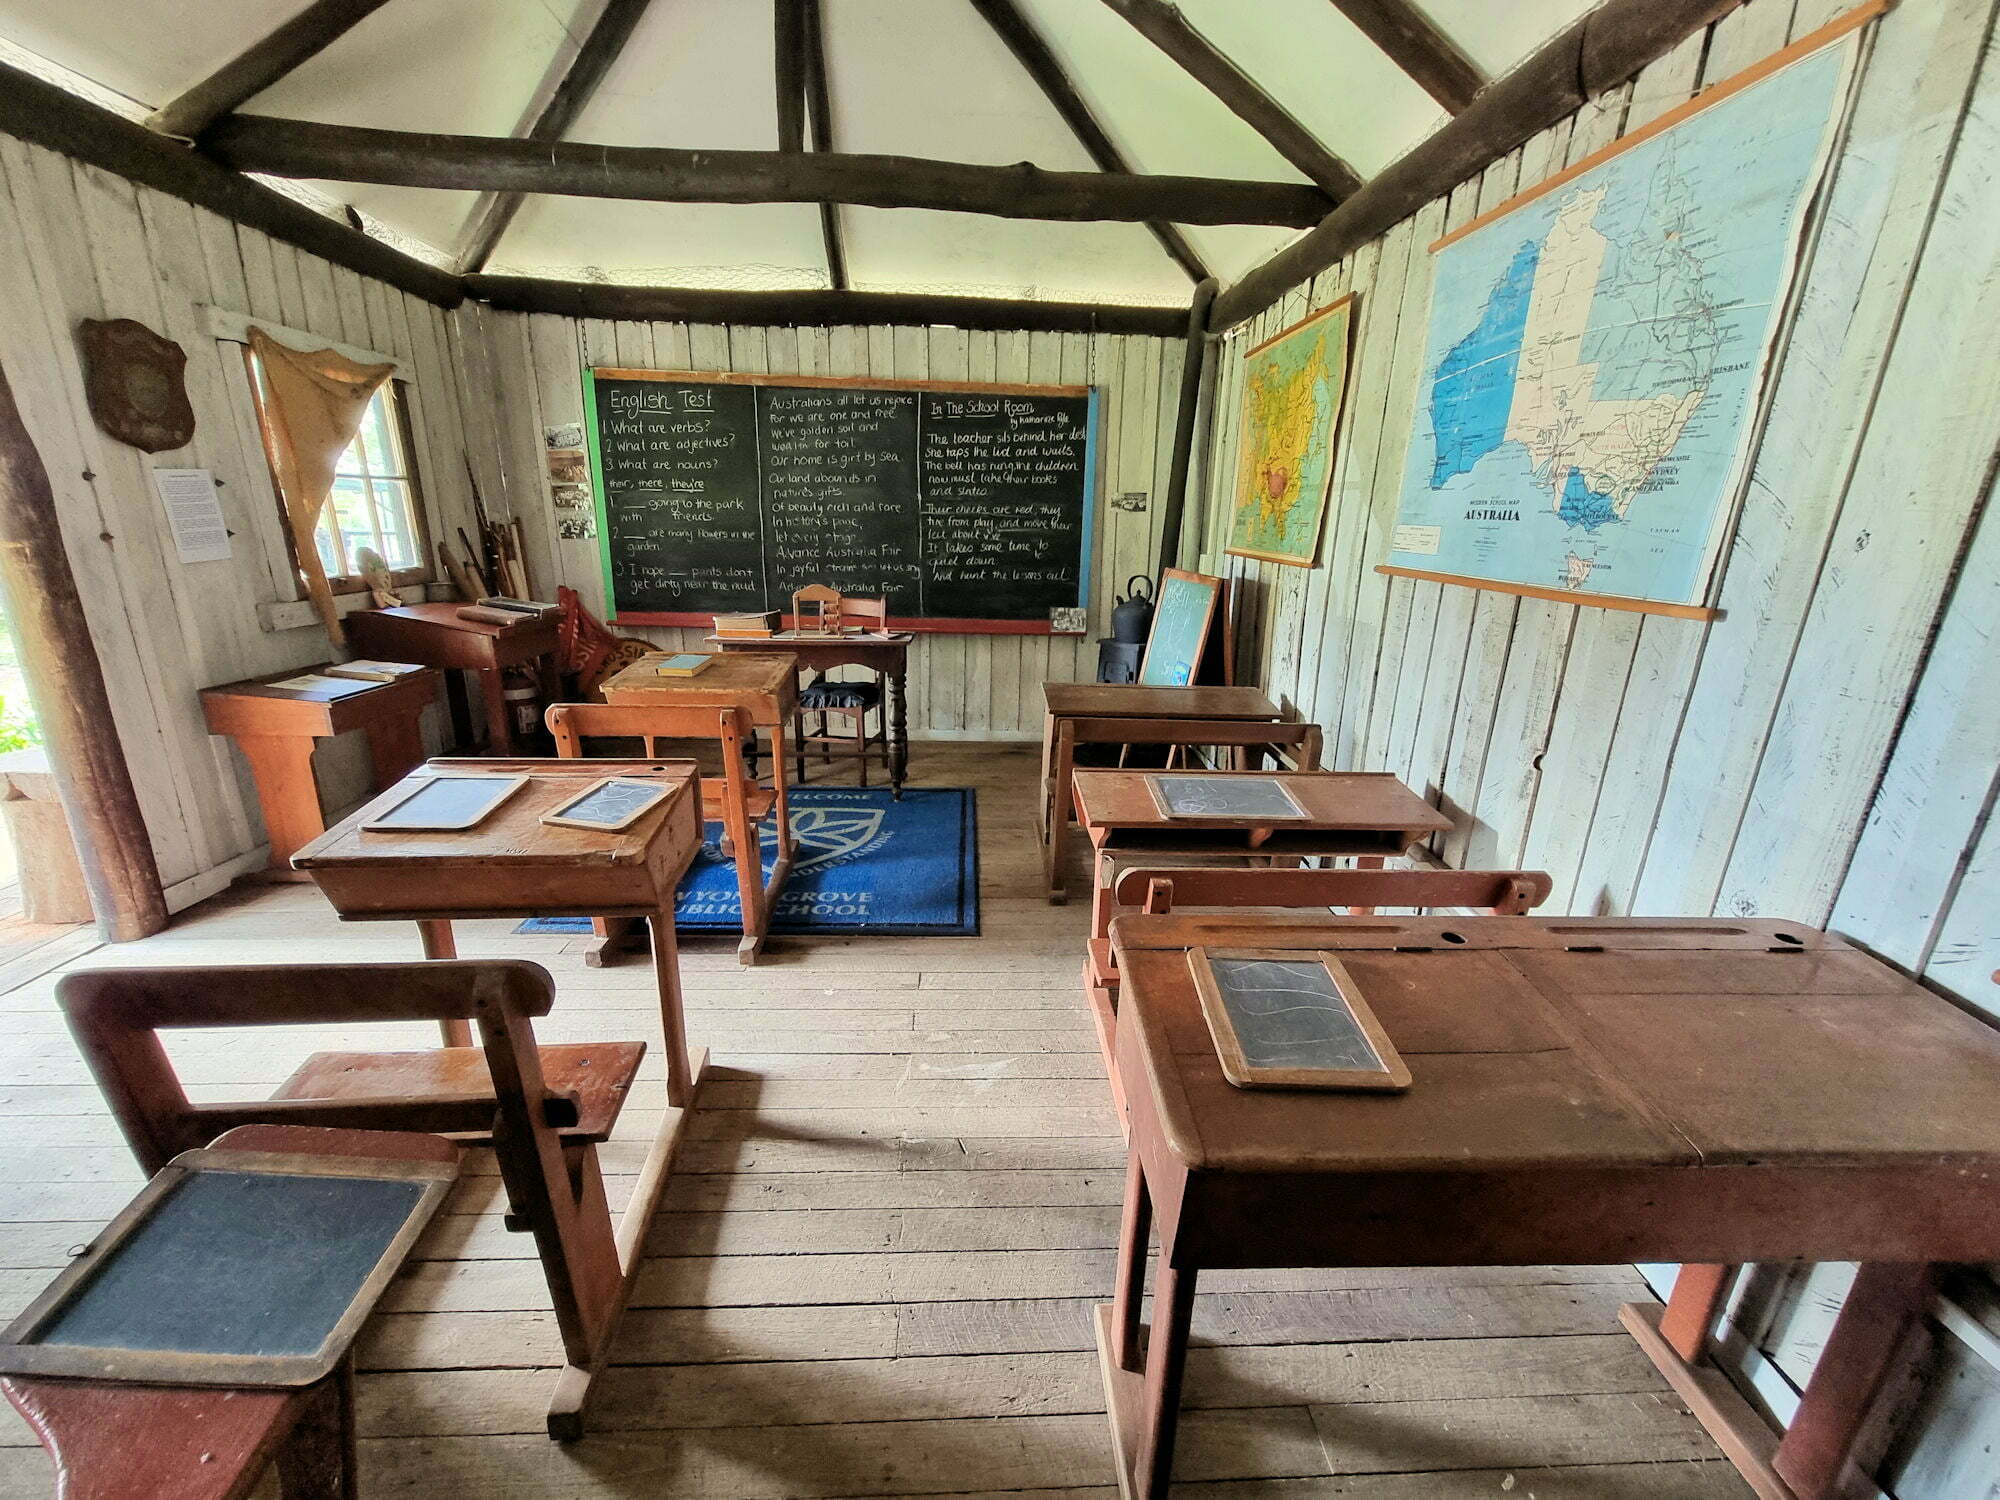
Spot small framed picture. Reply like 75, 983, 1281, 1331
540, 776, 673, 832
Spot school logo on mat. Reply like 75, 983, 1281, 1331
704, 803, 890, 875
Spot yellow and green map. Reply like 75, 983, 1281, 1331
1228, 296, 1353, 566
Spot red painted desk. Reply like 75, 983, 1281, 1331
1101, 913, 2000, 1500
345, 604, 559, 754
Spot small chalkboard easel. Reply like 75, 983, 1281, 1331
1137, 568, 1235, 687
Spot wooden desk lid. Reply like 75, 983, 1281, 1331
1042, 682, 1279, 719
1075, 770, 1451, 835
293, 758, 697, 869
1112, 916, 2000, 1176
601, 651, 796, 700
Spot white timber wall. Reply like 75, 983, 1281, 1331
1197, 0, 2000, 1487
452, 306, 1184, 740
0, 136, 481, 908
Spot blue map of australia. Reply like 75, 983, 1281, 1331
1386, 40, 1854, 606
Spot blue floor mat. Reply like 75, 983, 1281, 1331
516, 786, 978, 938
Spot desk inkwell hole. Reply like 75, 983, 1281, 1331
1439, 930, 1467, 945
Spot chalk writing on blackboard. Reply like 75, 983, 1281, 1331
1189, 949, 1412, 1091
362, 774, 529, 832
1147, 774, 1308, 820
542, 777, 672, 832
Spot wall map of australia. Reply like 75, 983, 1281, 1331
1386, 36, 1856, 609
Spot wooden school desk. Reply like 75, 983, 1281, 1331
1040, 683, 1283, 902
1100, 913, 2000, 1500
291, 758, 706, 1433
201, 664, 440, 875
709, 631, 915, 798
345, 603, 560, 755
1071, 769, 1450, 1084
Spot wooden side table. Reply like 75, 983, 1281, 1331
201, 666, 440, 876
345, 603, 560, 754
1100, 913, 2000, 1500
709, 632, 914, 797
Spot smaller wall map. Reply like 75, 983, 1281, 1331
1227, 294, 1355, 567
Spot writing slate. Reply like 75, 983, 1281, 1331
1148, 774, 1309, 820
543, 777, 673, 831
587, 371, 1097, 626
363, 774, 527, 831
1138, 568, 1224, 686
1191, 952, 1412, 1091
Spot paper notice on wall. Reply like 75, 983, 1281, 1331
151, 468, 232, 563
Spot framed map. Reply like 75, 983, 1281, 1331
1227, 295, 1355, 567
1381, 18, 1865, 615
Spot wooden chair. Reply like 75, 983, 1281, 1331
1045, 715, 1324, 904
547, 701, 794, 963
793, 594, 893, 788
57, 960, 650, 1440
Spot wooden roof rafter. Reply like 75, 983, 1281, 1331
454, 0, 655, 274
1098, 0, 1364, 200
1328, 0, 1485, 113
145, 0, 399, 142
968, 0, 1210, 283
777, 0, 848, 290
204, 116, 1337, 227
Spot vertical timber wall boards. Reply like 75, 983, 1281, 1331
0, 136, 478, 908
453, 307, 1184, 741
1196, 0, 2000, 1484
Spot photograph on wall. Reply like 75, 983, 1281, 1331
1226, 294, 1355, 568
1382, 29, 1860, 612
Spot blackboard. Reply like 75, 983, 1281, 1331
1190, 951, 1412, 1091
363, 773, 528, 831
585, 370, 1098, 629
1148, 774, 1308, 820
1138, 568, 1227, 685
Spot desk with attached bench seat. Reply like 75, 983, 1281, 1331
1098, 913, 2000, 1500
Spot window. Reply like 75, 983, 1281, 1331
244, 348, 430, 588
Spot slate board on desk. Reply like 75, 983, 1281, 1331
1148, 774, 1309, 820
586, 371, 1098, 625
1191, 952, 1412, 1090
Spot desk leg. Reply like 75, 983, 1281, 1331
1110, 1152, 1151, 1369
889, 660, 909, 798
476, 666, 515, 755
419, 921, 471, 1046
274, 1357, 357, 1500
238, 733, 324, 876
1097, 1149, 1196, 1500
362, 714, 426, 792
649, 911, 695, 1107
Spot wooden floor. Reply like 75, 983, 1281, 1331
0, 744, 1752, 1497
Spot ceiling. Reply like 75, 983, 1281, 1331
0, 0, 1601, 306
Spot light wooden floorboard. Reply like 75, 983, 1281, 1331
0, 746, 1747, 1496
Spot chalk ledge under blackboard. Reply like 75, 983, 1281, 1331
614, 611, 1086, 635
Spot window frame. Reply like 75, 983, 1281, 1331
241, 345, 434, 596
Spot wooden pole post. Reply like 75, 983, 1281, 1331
0, 359, 168, 941
1157, 277, 1217, 577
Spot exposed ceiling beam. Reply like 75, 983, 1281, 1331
455, 0, 654, 274
1329, 0, 1485, 114
145, 0, 397, 141
465, 275, 1188, 335
206, 116, 1337, 227
778, 0, 848, 289
1098, 0, 1362, 200
968, 0, 1208, 283
0, 60, 458, 305
1212, 0, 1751, 329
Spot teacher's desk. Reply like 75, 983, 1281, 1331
1101, 912, 2000, 1500
345, 603, 560, 755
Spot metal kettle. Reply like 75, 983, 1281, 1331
1110, 574, 1155, 644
